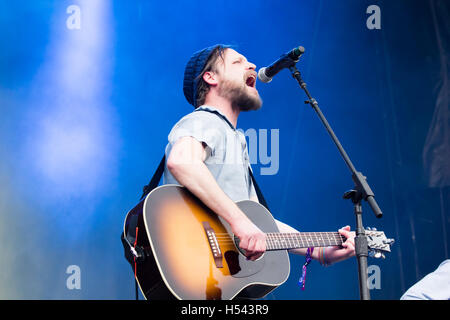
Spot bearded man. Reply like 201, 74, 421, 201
163, 44, 356, 294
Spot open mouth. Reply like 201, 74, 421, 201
245, 73, 257, 88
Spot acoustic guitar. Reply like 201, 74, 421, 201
123, 184, 393, 300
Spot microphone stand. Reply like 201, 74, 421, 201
286, 62, 383, 300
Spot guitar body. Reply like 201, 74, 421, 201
124, 184, 290, 300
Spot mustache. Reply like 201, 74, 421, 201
244, 70, 257, 82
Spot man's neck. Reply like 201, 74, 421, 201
203, 96, 240, 128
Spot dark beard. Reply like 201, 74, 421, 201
218, 79, 262, 112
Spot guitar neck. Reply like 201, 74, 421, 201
266, 232, 346, 251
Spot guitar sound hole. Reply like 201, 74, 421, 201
224, 251, 241, 275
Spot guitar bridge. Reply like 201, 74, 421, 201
202, 222, 223, 268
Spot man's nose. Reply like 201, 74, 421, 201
247, 62, 256, 70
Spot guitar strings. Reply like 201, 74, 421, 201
216, 235, 345, 240
214, 232, 345, 239
213, 234, 346, 245
213, 233, 346, 240
214, 232, 345, 237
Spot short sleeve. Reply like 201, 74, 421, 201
167, 112, 224, 158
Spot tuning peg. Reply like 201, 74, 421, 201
366, 227, 372, 231
374, 251, 382, 259
383, 239, 395, 245
372, 227, 377, 231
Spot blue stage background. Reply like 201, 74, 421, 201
0, 0, 448, 299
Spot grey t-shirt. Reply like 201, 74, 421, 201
163, 105, 257, 202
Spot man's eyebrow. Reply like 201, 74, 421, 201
235, 55, 248, 62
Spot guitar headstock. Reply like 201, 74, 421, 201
365, 227, 395, 259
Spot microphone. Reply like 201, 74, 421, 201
257, 46, 305, 83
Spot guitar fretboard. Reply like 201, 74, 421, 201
266, 232, 346, 250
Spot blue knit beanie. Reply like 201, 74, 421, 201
183, 44, 230, 107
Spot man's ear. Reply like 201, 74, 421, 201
202, 71, 218, 86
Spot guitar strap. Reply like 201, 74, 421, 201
121, 156, 166, 267
248, 168, 270, 211
140, 155, 166, 200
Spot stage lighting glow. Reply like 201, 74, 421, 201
31, 110, 112, 196
21, 1, 118, 200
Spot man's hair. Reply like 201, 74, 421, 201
194, 45, 228, 108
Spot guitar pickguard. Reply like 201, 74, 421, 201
223, 249, 265, 278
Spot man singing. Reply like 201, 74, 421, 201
163, 44, 356, 290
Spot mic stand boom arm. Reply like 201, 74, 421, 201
287, 63, 383, 300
